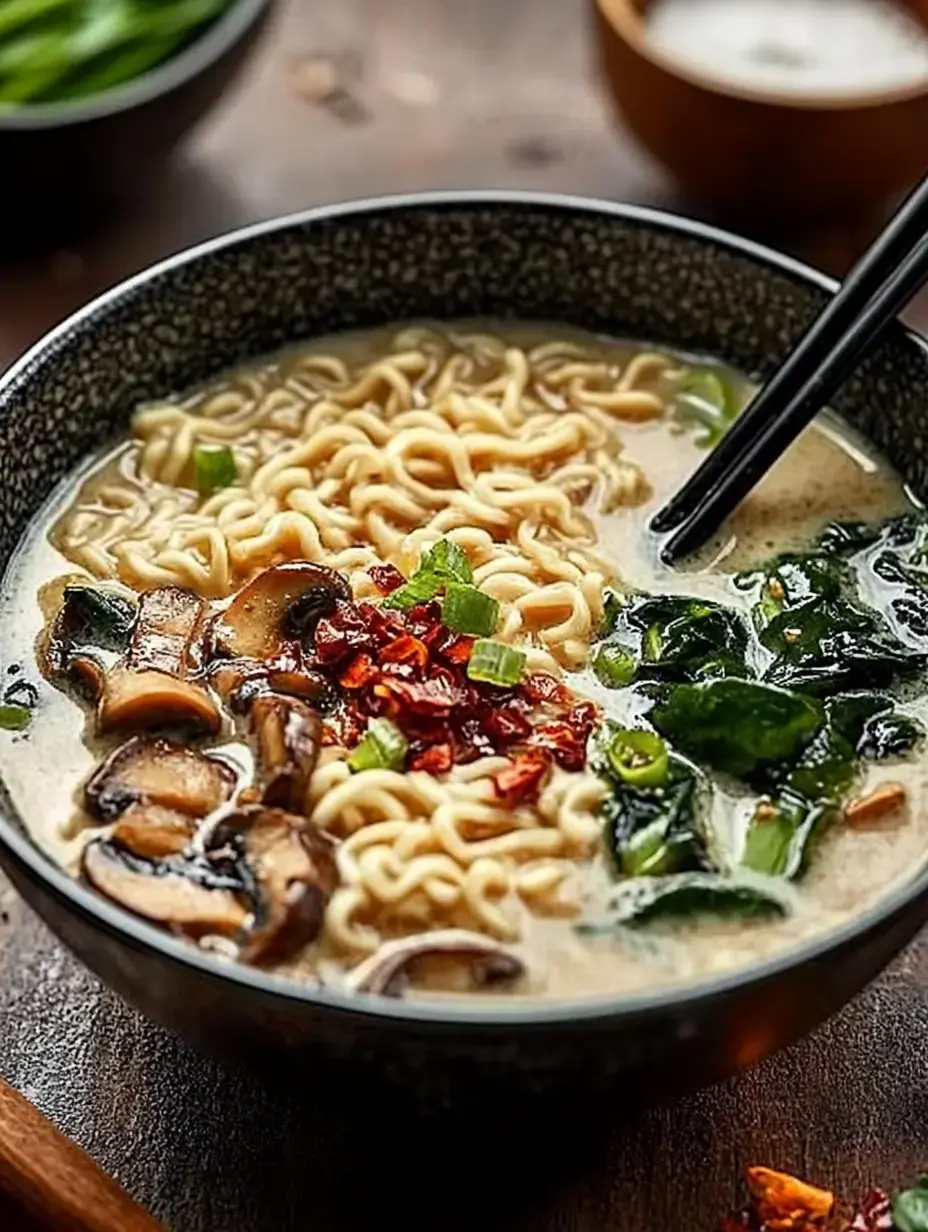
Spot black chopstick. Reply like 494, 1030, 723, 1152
660, 229, 928, 563
652, 169, 928, 559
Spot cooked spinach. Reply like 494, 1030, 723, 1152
651, 678, 822, 778
596, 726, 711, 878
586, 513, 928, 931
579, 871, 791, 929
598, 593, 751, 685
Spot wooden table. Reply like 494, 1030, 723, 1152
3, 2, 928, 1229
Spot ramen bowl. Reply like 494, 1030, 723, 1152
593, 0, 928, 225
2, 193, 928, 1107
0, 0, 274, 232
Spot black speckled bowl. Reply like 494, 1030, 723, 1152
1, 193, 928, 1107
0, 0, 274, 232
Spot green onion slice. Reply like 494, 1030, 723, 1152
347, 717, 408, 773
466, 639, 526, 687
675, 367, 739, 449
422, 539, 472, 584
384, 571, 443, 611
193, 444, 237, 495
606, 729, 669, 788
0, 703, 31, 731
592, 643, 637, 688
441, 583, 499, 636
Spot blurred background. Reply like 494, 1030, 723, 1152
3, 0, 928, 373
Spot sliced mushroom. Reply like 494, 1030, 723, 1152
210, 806, 338, 964
97, 585, 220, 733
341, 930, 526, 997
126, 586, 208, 676
249, 694, 321, 814
212, 562, 350, 661
98, 667, 221, 734
85, 736, 236, 822
42, 584, 136, 700
82, 841, 249, 938
111, 805, 196, 859
209, 655, 335, 714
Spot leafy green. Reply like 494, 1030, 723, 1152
894, 1177, 928, 1232
578, 872, 790, 929
0, 0, 233, 108
652, 678, 822, 778
673, 367, 741, 448
600, 593, 750, 686
596, 726, 710, 879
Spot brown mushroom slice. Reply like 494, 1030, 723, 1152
111, 805, 196, 859
214, 806, 337, 964
82, 841, 249, 938
85, 736, 236, 822
250, 694, 321, 813
98, 667, 221, 734
127, 586, 208, 676
212, 562, 350, 661
209, 656, 334, 713
41, 584, 137, 700
342, 930, 526, 997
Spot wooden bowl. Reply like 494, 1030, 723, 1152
594, 0, 928, 224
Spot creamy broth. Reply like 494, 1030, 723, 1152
1, 322, 926, 1004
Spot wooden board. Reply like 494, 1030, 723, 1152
2, 2, 928, 1229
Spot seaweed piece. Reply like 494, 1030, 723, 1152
578, 872, 791, 929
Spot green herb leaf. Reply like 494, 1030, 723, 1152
466, 639, 526, 687
0, 703, 32, 731
652, 678, 822, 779
347, 717, 408, 773
578, 872, 791, 930
193, 445, 236, 496
441, 583, 499, 636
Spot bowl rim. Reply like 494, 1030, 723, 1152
2, 188, 928, 1029
596, 0, 928, 111
0, 0, 270, 131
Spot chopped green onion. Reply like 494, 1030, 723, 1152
384, 572, 443, 611
0, 703, 31, 731
423, 539, 472, 584
466, 639, 526, 687
644, 624, 662, 662
675, 367, 739, 449
441, 583, 499, 636
193, 445, 236, 495
592, 643, 637, 688
606, 729, 669, 788
347, 717, 408, 773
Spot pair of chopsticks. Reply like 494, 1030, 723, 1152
0, 1076, 167, 1231
654, 170, 928, 563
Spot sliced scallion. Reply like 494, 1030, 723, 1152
0, 703, 32, 731
193, 444, 236, 495
347, 717, 408, 773
592, 643, 637, 688
441, 583, 499, 636
384, 571, 443, 611
423, 539, 472, 584
606, 729, 669, 788
466, 639, 526, 687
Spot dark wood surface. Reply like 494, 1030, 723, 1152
3, 2, 928, 1229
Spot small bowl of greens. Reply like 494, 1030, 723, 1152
0, 0, 273, 227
